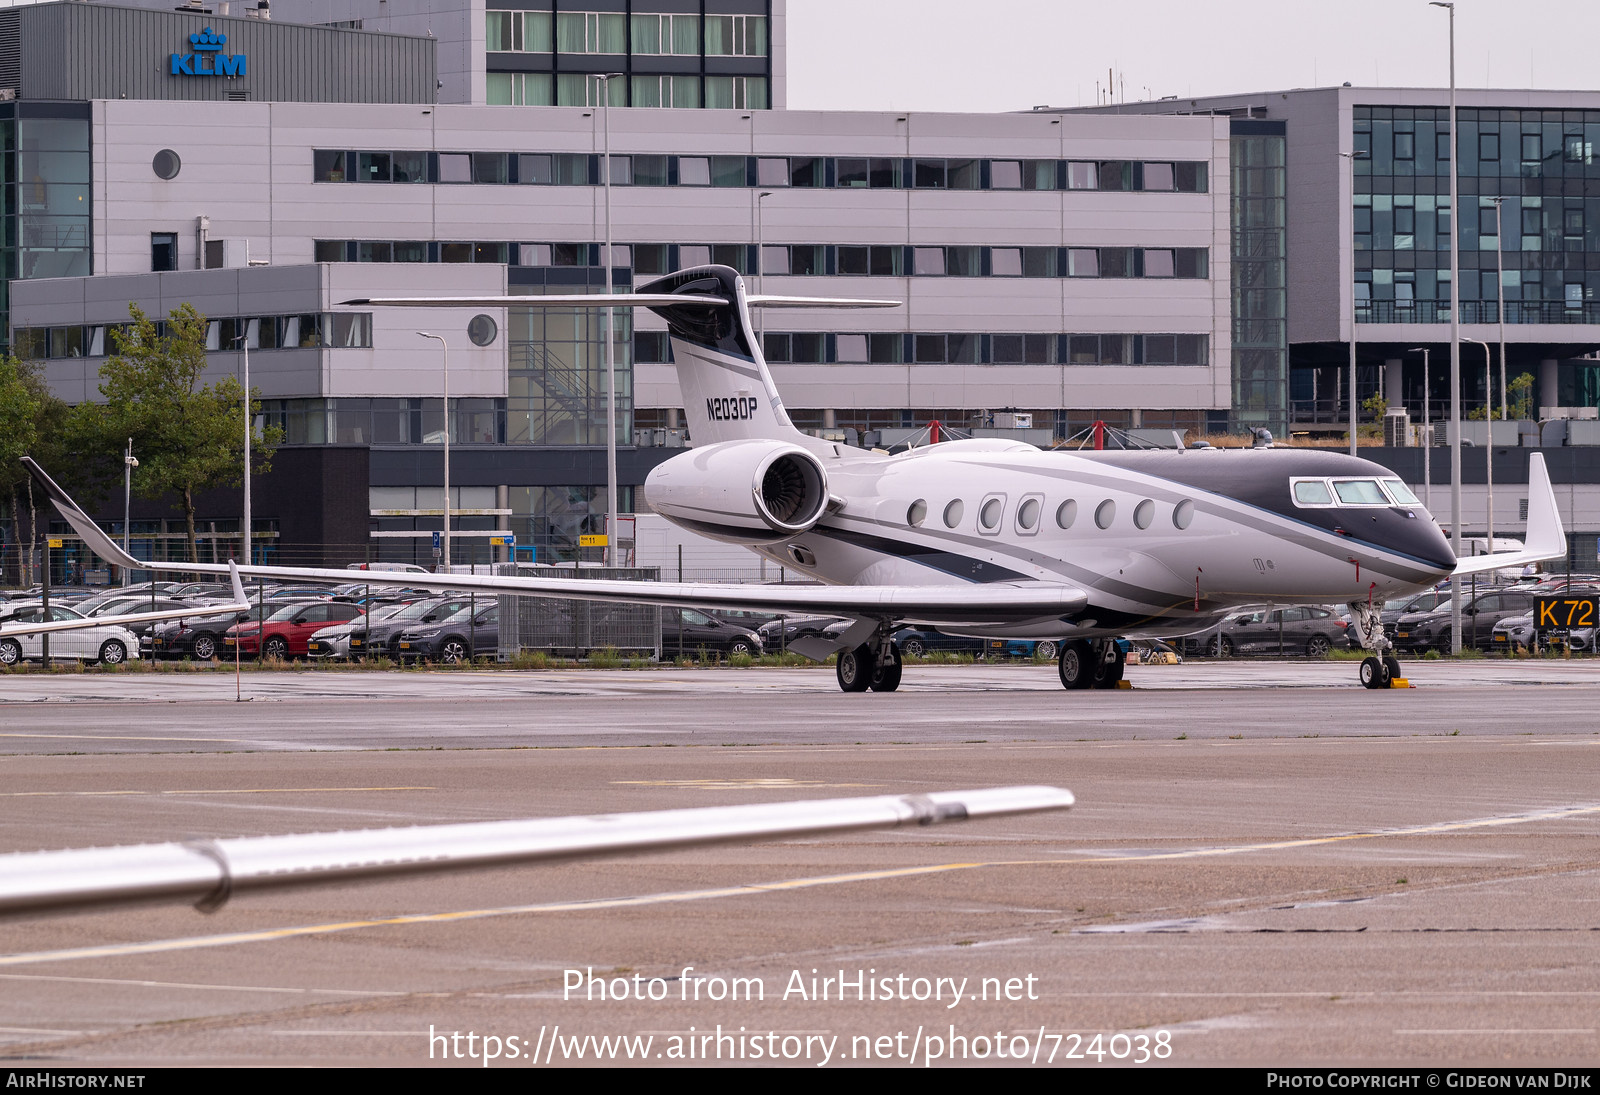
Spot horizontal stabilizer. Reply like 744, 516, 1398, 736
0, 786, 1074, 916
339, 293, 728, 309
1452, 452, 1567, 577
339, 293, 900, 310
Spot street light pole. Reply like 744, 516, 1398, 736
231, 332, 253, 566
1492, 196, 1507, 422
1466, 338, 1495, 577
122, 438, 137, 586
592, 72, 623, 567
1408, 348, 1433, 510
417, 331, 450, 571
1339, 149, 1367, 456
1432, 0, 1462, 654
756, 189, 773, 347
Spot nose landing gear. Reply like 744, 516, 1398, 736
1348, 601, 1406, 690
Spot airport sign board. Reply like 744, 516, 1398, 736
1536, 594, 1599, 632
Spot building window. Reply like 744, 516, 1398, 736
704, 14, 767, 56
151, 233, 178, 272
631, 75, 700, 108
1142, 162, 1175, 190
556, 11, 625, 54
488, 73, 554, 106
1066, 162, 1097, 190
705, 76, 767, 110
631, 13, 700, 55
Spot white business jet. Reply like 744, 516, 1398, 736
25, 264, 1566, 692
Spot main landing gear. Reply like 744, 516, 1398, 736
836, 634, 903, 693
1058, 638, 1125, 690
1347, 600, 1404, 690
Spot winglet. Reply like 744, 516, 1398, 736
1452, 451, 1566, 577
228, 559, 248, 606
21, 457, 144, 572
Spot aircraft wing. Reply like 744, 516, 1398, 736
23, 458, 1088, 628
0, 562, 251, 639
1451, 452, 1567, 578
0, 785, 1074, 917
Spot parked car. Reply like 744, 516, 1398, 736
146, 605, 255, 660
225, 600, 366, 659
1181, 605, 1348, 657
1395, 590, 1539, 652
347, 596, 482, 658
886, 626, 1055, 660
0, 605, 140, 666
307, 602, 413, 660
757, 615, 846, 652
661, 609, 763, 659
396, 604, 499, 663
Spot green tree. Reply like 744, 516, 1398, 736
90, 303, 280, 565
0, 355, 76, 585
1508, 373, 1535, 421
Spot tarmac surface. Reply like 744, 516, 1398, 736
2, 658, 1599, 1067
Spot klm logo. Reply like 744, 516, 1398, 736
171, 27, 246, 77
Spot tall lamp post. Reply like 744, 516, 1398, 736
593, 71, 623, 567
417, 331, 450, 571
1490, 196, 1507, 421
1407, 347, 1432, 510
1431, 0, 1462, 654
1466, 337, 1495, 576
231, 331, 252, 566
1339, 148, 1368, 455
756, 189, 773, 346
121, 438, 137, 586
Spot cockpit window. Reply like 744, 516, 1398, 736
1293, 480, 1333, 506
1382, 478, 1421, 506
1332, 479, 1390, 506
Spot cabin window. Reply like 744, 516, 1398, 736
1056, 499, 1078, 529
1332, 479, 1390, 506
1292, 479, 1334, 506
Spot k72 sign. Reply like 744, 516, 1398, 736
1536, 595, 1600, 631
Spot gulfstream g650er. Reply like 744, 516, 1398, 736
26, 265, 1565, 692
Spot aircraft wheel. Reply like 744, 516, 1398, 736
1058, 640, 1095, 690
836, 644, 873, 692
1359, 655, 1391, 690
1383, 655, 1403, 682
868, 643, 902, 692
0, 638, 20, 667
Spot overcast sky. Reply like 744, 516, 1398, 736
785, 0, 1599, 114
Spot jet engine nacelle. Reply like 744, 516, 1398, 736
645, 439, 830, 545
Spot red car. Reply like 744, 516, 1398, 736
225, 600, 365, 659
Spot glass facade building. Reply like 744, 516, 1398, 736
1230, 120, 1288, 436
1354, 105, 1600, 326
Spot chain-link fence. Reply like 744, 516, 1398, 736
495, 564, 661, 659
